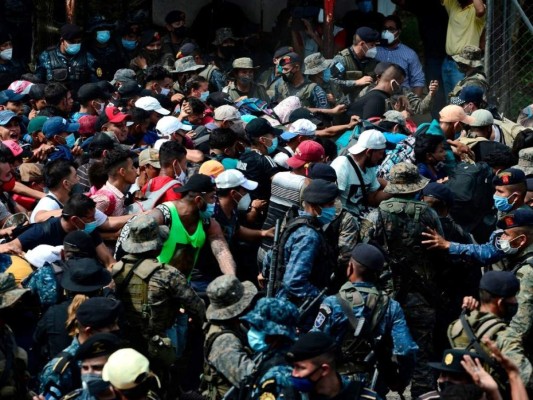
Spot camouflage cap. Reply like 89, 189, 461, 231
241, 298, 298, 341
122, 215, 169, 254
452, 45, 483, 68
232, 57, 259, 70
515, 148, 533, 176
171, 56, 204, 74
0, 273, 29, 310
213, 27, 237, 46
383, 110, 406, 128
303, 52, 332, 75
384, 162, 429, 194
206, 275, 258, 321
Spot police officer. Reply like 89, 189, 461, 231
0, 29, 26, 89
201, 275, 257, 399
312, 243, 418, 396
36, 24, 97, 93
447, 271, 533, 392
287, 332, 378, 400
360, 162, 444, 398
86, 16, 122, 82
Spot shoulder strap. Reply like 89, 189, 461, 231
459, 311, 500, 370
345, 155, 368, 207
336, 292, 363, 333
145, 179, 179, 199
115, 258, 148, 296
51, 351, 74, 375
46, 195, 63, 209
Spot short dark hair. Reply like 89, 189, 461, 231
62, 193, 96, 219
482, 148, 518, 169
144, 65, 171, 84
44, 83, 69, 106
384, 15, 402, 30
217, 186, 241, 197
0, 143, 14, 164
129, 107, 151, 124
184, 77, 207, 96
88, 161, 107, 189
159, 140, 187, 168
351, 259, 379, 283
43, 159, 76, 189
479, 289, 495, 304
187, 96, 207, 115
103, 148, 133, 177
414, 134, 445, 164
209, 128, 237, 150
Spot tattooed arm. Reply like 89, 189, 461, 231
207, 220, 237, 275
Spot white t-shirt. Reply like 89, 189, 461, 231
330, 155, 380, 216
273, 146, 294, 169
30, 193, 107, 226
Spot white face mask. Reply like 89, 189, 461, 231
160, 87, 170, 96
0, 48, 13, 61
236, 192, 252, 211
381, 30, 395, 45
174, 163, 187, 184
365, 46, 377, 59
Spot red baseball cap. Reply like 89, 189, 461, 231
78, 115, 99, 136
105, 107, 130, 124
286, 141, 325, 169
2, 140, 23, 157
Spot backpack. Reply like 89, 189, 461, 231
22, 260, 68, 308
125, 179, 179, 214
445, 162, 496, 243
494, 117, 527, 148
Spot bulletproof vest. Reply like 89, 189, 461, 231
200, 65, 221, 91
448, 72, 488, 99
336, 282, 389, 375
338, 48, 378, 94
112, 257, 170, 337
277, 81, 317, 108
46, 47, 90, 83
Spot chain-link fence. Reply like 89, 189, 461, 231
485, 0, 533, 119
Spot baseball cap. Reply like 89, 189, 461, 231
279, 52, 301, 66
27, 116, 48, 134
156, 116, 191, 136
302, 178, 339, 204
348, 129, 386, 155
42, 117, 79, 138
422, 182, 454, 206
450, 86, 484, 106
76, 297, 121, 329
439, 105, 476, 125
7, 80, 33, 95
307, 163, 337, 182
138, 148, 160, 168
215, 169, 258, 191
165, 10, 185, 24
135, 96, 170, 115
2, 140, 27, 158
274, 46, 294, 58
356, 27, 380, 43
117, 81, 143, 98
288, 108, 322, 125
479, 271, 519, 298
0, 110, 19, 126
198, 160, 225, 178
470, 109, 494, 127
350, 243, 385, 272
78, 115, 99, 136
103, 348, 160, 390
287, 141, 325, 169
214, 105, 241, 122
105, 107, 130, 124
77, 83, 111, 103
0, 89, 25, 105
110, 69, 136, 85
281, 119, 317, 141
175, 173, 216, 194
245, 118, 283, 138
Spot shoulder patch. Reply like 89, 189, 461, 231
314, 305, 332, 329
260, 393, 276, 400
261, 379, 276, 389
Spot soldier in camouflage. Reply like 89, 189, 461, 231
312, 243, 418, 397
360, 162, 444, 398
448, 45, 488, 100
447, 271, 533, 392
201, 275, 257, 400
111, 214, 205, 363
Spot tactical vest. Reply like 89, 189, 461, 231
448, 71, 488, 99
277, 81, 317, 108
338, 48, 377, 95
336, 282, 389, 375
200, 64, 221, 91
46, 47, 90, 83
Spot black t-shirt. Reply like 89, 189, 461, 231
236, 149, 279, 200
17, 217, 103, 252
347, 89, 390, 120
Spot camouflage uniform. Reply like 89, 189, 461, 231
38, 338, 80, 396
331, 48, 378, 102
449, 46, 489, 99
360, 163, 443, 398
359, 84, 433, 115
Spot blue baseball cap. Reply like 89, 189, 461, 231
42, 117, 80, 139
0, 90, 25, 105
0, 110, 19, 126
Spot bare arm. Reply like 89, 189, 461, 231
473, 0, 486, 17
98, 214, 132, 231
95, 242, 116, 270
34, 209, 62, 223
237, 226, 274, 242
316, 116, 361, 139
207, 220, 237, 275
13, 181, 45, 200
186, 149, 205, 163
0, 238, 23, 255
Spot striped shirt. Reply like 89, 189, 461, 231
376, 43, 426, 88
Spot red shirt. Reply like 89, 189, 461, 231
141, 175, 182, 206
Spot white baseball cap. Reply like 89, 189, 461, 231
470, 109, 494, 127
348, 129, 386, 155
281, 118, 317, 141
214, 105, 241, 121
215, 169, 258, 190
134, 96, 170, 115
102, 348, 160, 390
155, 116, 192, 136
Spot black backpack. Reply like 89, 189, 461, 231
445, 162, 496, 243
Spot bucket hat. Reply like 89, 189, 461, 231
0, 273, 29, 309
121, 215, 169, 254
61, 258, 112, 293
384, 162, 429, 194
206, 275, 257, 321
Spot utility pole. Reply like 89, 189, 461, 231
323, 0, 336, 58
66, 0, 76, 23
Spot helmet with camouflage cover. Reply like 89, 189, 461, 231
452, 45, 483, 68
515, 147, 533, 176
241, 298, 298, 340
304, 52, 332, 75
171, 56, 204, 74
0, 273, 29, 309
384, 162, 429, 194
206, 275, 257, 321
121, 215, 169, 254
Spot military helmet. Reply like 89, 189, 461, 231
241, 298, 298, 341
384, 162, 429, 194
206, 275, 257, 321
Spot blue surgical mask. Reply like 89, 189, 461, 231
65, 42, 81, 55
200, 202, 215, 220
266, 137, 278, 154
83, 220, 98, 234
290, 376, 315, 393
122, 39, 137, 50
200, 91, 210, 102
493, 194, 514, 212
322, 68, 331, 83
65, 133, 76, 149
96, 30, 111, 44
318, 206, 336, 225
247, 328, 268, 352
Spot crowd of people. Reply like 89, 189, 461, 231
1, 0, 533, 400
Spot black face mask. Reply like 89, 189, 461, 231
220, 46, 235, 59
282, 71, 294, 83
141, 49, 161, 63
502, 302, 518, 322
172, 26, 188, 38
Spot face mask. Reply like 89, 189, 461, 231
69, 183, 85, 196
122, 39, 137, 50
276, 65, 283, 74
96, 30, 111, 44
236, 192, 252, 211
290, 376, 315, 393
172, 26, 188, 38
65, 133, 76, 148
265, 137, 278, 154
220, 46, 235, 58
502, 302, 518, 322
94, 101, 105, 115
160, 87, 170, 96
317, 206, 336, 225
493, 194, 514, 212
65, 42, 81, 55
82, 374, 109, 396
80, 219, 98, 234
0, 48, 13, 61
200, 91, 210, 102
247, 328, 268, 352
282, 71, 294, 83
322, 68, 331, 83
200, 202, 215, 220
174, 163, 187, 184
365, 46, 377, 59
381, 30, 395, 45
237, 76, 252, 86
